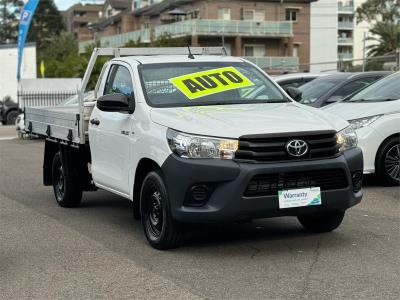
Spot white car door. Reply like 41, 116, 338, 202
89, 62, 136, 195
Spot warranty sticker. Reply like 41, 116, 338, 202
169, 67, 254, 100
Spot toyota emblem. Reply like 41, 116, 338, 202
286, 139, 309, 157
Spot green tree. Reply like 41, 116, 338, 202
0, 0, 24, 43
356, 0, 400, 23
27, 0, 65, 50
366, 22, 400, 56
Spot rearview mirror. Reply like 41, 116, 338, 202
285, 87, 302, 102
97, 93, 135, 114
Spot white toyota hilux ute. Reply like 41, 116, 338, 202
25, 48, 363, 249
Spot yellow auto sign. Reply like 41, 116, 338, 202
169, 67, 254, 100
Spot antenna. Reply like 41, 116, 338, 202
187, 44, 195, 59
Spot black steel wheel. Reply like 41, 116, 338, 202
140, 170, 182, 249
51, 152, 82, 207
376, 137, 400, 186
298, 211, 345, 233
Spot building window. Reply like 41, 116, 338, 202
243, 9, 265, 21
293, 45, 299, 57
244, 45, 265, 57
285, 9, 298, 22
218, 8, 231, 20
188, 10, 200, 20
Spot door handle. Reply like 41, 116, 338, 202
90, 118, 100, 126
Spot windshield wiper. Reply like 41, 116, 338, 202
349, 98, 398, 102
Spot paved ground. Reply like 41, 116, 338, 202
0, 127, 399, 299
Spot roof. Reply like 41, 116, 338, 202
105, 0, 132, 10
117, 55, 244, 65
273, 73, 329, 82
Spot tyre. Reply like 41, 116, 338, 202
140, 170, 182, 249
298, 211, 345, 233
52, 152, 82, 207
6, 110, 19, 125
376, 137, 400, 186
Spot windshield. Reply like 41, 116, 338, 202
346, 73, 400, 102
138, 62, 287, 107
298, 77, 343, 104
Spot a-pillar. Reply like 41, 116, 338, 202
234, 36, 242, 56
191, 35, 199, 47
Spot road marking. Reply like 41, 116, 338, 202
0, 137, 17, 141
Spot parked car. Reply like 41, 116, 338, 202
324, 72, 400, 185
0, 98, 20, 125
286, 72, 391, 107
274, 73, 328, 90
25, 47, 363, 249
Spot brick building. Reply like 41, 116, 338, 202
63, 3, 103, 41
81, 0, 318, 72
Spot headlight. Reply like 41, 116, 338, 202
167, 128, 238, 159
336, 126, 358, 152
348, 115, 382, 130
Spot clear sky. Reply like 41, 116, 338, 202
55, 0, 104, 11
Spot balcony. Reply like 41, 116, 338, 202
338, 2, 354, 13
155, 19, 293, 39
79, 29, 150, 53
338, 52, 353, 60
338, 21, 354, 29
244, 56, 299, 71
338, 37, 353, 44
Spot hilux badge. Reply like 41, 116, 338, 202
286, 139, 308, 157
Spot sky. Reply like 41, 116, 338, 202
55, 0, 104, 11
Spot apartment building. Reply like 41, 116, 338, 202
337, 0, 355, 61
81, 0, 318, 72
63, 3, 103, 41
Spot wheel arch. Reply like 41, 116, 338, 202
133, 158, 161, 203
375, 132, 400, 168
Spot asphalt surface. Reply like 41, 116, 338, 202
0, 126, 399, 299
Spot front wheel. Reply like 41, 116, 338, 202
140, 170, 182, 249
52, 152, 82, 207
376, 137, 400, 186
6, 110, 19, 125
298, 211, 345, 233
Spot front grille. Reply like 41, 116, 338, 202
235, 131, 340, 162
244, 169, 348, 197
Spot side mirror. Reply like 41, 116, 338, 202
285, 87, 302, 102
326, 95, 343, 104
97, 93, 135, 114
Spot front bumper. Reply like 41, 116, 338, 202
161, 148, 363, 223
355, 126, 383, 174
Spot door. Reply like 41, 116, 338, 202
89, 63, 135, 194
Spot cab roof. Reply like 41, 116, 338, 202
116, 55, 245, 65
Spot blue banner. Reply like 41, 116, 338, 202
17, 0, 39, 81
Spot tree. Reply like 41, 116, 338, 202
0, 0, 24, 43
27, 0, 65, 50
366, 22, 400, 57
356, 0, 400, 23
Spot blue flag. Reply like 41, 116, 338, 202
17, 0, 39, 81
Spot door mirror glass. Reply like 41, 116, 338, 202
97, 93, 135, 113
285, 86, 302, 102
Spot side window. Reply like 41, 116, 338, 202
332, 78, 376, 97
104, 65, 134, 98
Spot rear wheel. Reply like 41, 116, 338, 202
52, 152, 82, 207
140, 170, 182, 249
376, 137, 400, 186
298, 211, 345, 233
6, 110, 19, 125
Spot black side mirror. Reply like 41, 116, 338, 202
97, 93, 135, 114
325, 95, 343, 104
285, 87, 302, 102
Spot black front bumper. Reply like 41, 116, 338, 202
161, 148, 363, 223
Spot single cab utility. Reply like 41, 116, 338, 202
25, 48, 363, 249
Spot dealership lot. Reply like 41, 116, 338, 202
0, 127, 399, 299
